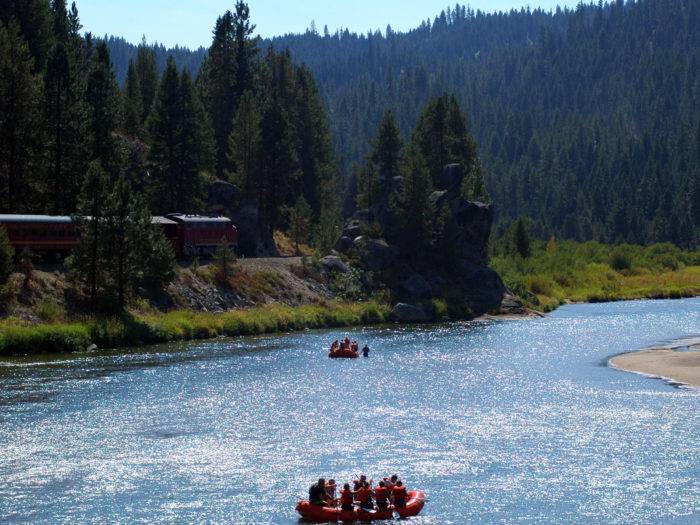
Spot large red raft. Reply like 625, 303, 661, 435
328, 348, 359, 359
296, 490, 426, 522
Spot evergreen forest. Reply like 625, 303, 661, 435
106, 0, 700, 248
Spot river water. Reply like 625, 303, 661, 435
0, 298, 699, 524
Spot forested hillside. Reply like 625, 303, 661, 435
0, 0, 336, 308
269, 0, 700, 247
107, 0, 700, 248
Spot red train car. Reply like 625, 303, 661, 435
0, 214, 238, 260
0, 215, 79, 256
165, 214, 238, 258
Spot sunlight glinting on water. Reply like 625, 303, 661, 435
0, 298, 699, 524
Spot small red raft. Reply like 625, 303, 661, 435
328, 348, 359, 359
296, 490, 426, 522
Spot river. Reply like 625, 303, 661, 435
1, 298, 699, 524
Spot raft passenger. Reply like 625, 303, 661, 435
339, 483, 354, 511
392, 480, 408, 508
308, 478, 328, 507
356, 481, 374, 510
384, 474, 398, 489
374, 481, 390, 510
325, 479, 337, 503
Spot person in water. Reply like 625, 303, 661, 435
356, 481, 374, 510
374, 481, 390, 510
339, 483, 354, 512
362, 345, 370, 357
392, 480, 408, 508
308, 478, 328, 507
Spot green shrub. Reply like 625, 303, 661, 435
610, 250, 633, 271
37, 300, 64, 323
528, 274, 555, 296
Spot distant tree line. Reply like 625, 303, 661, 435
269, 0, 699, 248
103, 0, 700, 248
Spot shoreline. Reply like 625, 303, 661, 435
610, 337, 700, 389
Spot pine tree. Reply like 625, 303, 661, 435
394, 147, 434, 255
199, 11, 236, 177
0, 225, 13, 287
371, 110, 403, 197
0, 0, 53, 71
214, 237, 237, 282
148, 59, 213, 213
295, 66, 335, 217
175, 69, 215, 206
513, 217, 532, 258
0, 21, 43, 213
227, 89, 260, 194
122, 60, 142, 137
102, 176, 152, 309
71, 161, 109, 306
135, 40, 157, 122
356, 163, 381, 211
85, 42, 120, 173
147, 57, 180, 212
287, 195, 312, 254
232, 1, 258, 102
259, 96, 299, 237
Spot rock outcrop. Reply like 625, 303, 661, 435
335, 163, 512, 317
391, 303, 430, 323
206, 180, 277, 256
319, 255, 349, 273
353, 236, 399, 272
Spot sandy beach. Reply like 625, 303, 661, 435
611, 338, 700, 388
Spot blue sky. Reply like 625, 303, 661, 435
76, 0, 582, 49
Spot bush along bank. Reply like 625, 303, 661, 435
490, 239, 700, 312
0, 302, 390, 357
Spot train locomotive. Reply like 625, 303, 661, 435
0, 214, 238, 260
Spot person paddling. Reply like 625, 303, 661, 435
353, 474, 367, 491
356, 481, 374, 510
308, 478, 328, 507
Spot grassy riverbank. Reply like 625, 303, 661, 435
0, 302, 390, 357
491, 240, 700, 311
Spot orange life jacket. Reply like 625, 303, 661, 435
392, 486, 407, 501
356, 487, 372, 503
339, 489, 353, 505
374, 486, 390, 503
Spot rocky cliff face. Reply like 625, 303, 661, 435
335, 163, 515, 319
206, 180, 277, 257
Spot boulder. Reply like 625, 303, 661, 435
342, 220, 364, 240
353, 236, 399, 272
334, 236, 353, 253
319, 255, 349, 273
400, 274, 432, 299
390, 303, 430, 323
459, 262, 508, 315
